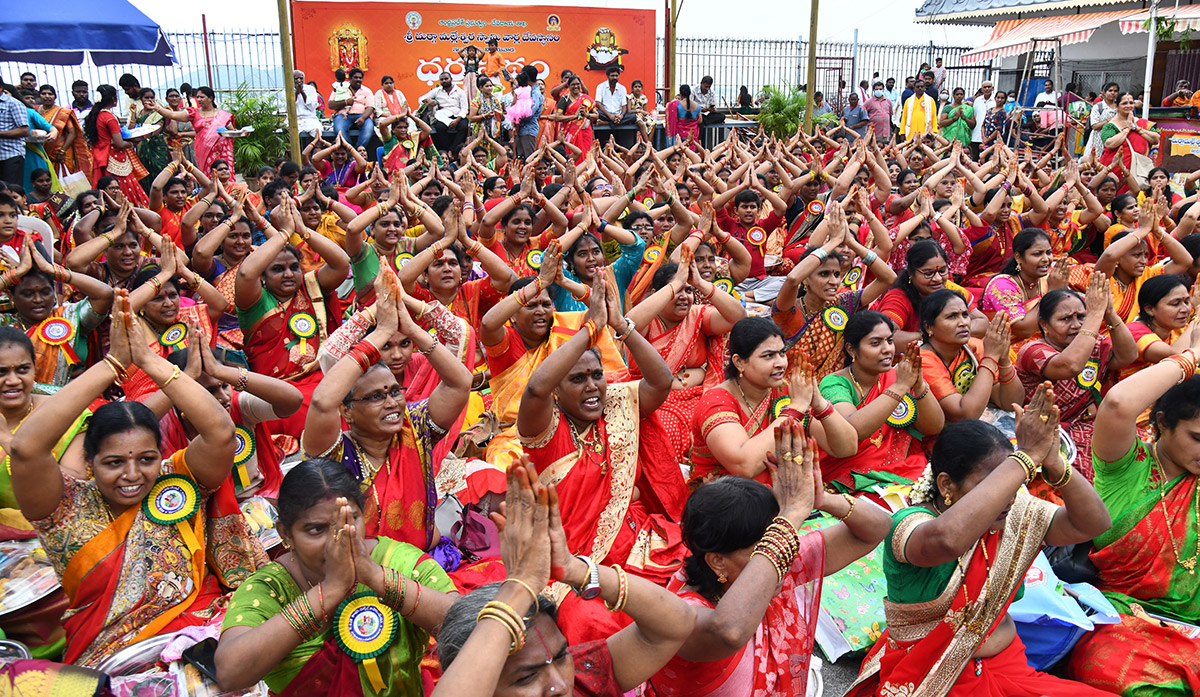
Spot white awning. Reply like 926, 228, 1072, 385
1120, 4, 1200, 32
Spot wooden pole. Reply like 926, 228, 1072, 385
277, 0, 302, 163
804, 0, 818, 133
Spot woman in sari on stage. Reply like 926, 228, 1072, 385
128, 87, 171, 183
302, 273, 471, 557
553, 75, 596, 163
1120, 274, 1194, 380
665, 85, 701, 146
235, 197, 350, 438
83, 85, 149, 207
1099, 92, 1158, 194
37, 84, 92, 183
1095, 197, 1192, 324
920, 291, 1023, 424
517, 274, 688, 642
690, 317, 858, 487
652, 423, 891, 697
818, 311, 944, 489
848, 408, 1112, 697
216, 458, 457, 696
1070, 334, 1200, 696
1016, 283, 1136, 481
774, 201, 896, 380
8, 291, 266, 668
478, 250, 625, 503
618, 252, 744, 463
153, 86, 236, 177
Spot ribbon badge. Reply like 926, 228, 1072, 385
953, 361, 977, 394
391, 251, 414, 271
807, 200, 825, 217
143, 474, 201, 526
746, 226, 767, 247
160, 322, 188, 350
886, 394, 918, 429
232, 425, 255, 491
771, 395, 792, 420
1077, 358, 1101, 399
713, 277, 734, 295
841, 266, 863, 288
822, 306, 849, 332
643, 245, 663, 264
36, 318, 79, 365
288, 313, 318, 355
525, 248, 543, 270
335, 591, 398, 693
640, 195, 657, 208
401, 139, 415, 152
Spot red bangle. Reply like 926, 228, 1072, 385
813, 402, 835, 420
584, 319, 601, 347
780, 407, 806, 421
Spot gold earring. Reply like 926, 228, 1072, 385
717, 573, 727, 583
943, 492, 953, 506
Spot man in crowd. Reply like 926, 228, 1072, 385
863, 79, 893, 140
514, 65, 543, 160
293, 69, 321, 149
1163, 79, 1192, 107
694, 75, 725, 124
595, 66, 635, 129
420, 71, 468, 154
70, 79, 92, 117
812, 92, 832, 118
971, 80, 996, 158
931, 57, 947, 93
328, 67, 374, 148
0, 78, 28, 188
900, 78, 938, 139
19, 73, 36, 92
842, 93, 870, 140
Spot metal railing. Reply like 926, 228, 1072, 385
3, 31, 985, 108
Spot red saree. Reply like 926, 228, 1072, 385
617, 305, 728, 462
849, 490, 1103, 697
818, 370, 927, 487
523, 382, 688, 643
690, 385, 787, 487
561, 94, 595, 163
650, 532, 825, 697
961, 218, 1021, 291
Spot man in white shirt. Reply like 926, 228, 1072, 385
419, 71, 468, 154
1033, 79, 1063, 131
293, 70, 321, 148
595, 66, 635, 129
932, 57, 948, 93
695, 75, 724, 124
970, 81, 995, 159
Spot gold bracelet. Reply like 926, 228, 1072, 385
836, 493, 856, 521
504, 578, 541, 612
1009, 450, 1039, 483
1077, 328, 1099, 339
159, 365, 182, 390
1047, 465, 1073, 489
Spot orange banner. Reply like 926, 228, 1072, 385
291, 1, 657, 109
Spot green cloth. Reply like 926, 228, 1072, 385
819, 373, 857, 405
1092, 440, 1198, 622
0, 409, 89, 510
223, 537, 454, 696
882, 506, 1022, 605
940, 104, 974, 145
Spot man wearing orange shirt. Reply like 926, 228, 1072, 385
483, 38, 510, 83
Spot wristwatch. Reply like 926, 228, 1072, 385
573, 555, 602, 600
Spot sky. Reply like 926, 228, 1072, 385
128, 0, 992, 46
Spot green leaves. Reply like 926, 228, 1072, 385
225, 82, 287, 175
753, 84, 835, 137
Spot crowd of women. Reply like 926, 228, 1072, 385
0, 75, 1195, 697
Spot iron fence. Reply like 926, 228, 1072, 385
2, 31, 986, 109
658, 37, 990, 108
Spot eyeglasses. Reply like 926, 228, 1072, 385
348, 385, 406, 405
916, 265, 950, 280
629, 224, 653, 231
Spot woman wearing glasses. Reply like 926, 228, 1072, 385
873, 240, 988, 350
301, 273, 471, 555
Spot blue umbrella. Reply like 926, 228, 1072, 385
0, 0, 175, 66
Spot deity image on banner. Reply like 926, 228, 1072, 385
329, 23, 368, 72
585, 28, 629, 72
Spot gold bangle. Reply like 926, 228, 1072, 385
159, 365, 182, 390
1047, 465, 1073, 489
504, 578, 541, 612
836, 493, 856, 521
1010, 450, 1039, 483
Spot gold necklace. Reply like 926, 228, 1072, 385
1151, 443, 1199, 574
735, 378, 771, 429
563, 411, 606, 470
955, 529, 994, 633
8, 401, 33, 434
846, 368, 884, 447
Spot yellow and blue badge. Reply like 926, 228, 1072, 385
36, 317, 80, 364
1077, 358, 1101, 399
822, 306, 849, 332
142, 474, 201, 526
643, 245, 663, 264
771, 395, 792, 420
713, 277, 734, 295
886, 394, 918, 429
746, 226, 767, 247
335, 591, 398, 692
841, 266, 863, 288
232, 425, 255, 491
952, 360, 976, 394
288, 312, 318, 355
159, 322, 188, 350
391, 251, 414, 271
525, 248, 543, 270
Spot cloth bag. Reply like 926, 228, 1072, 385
1010, 550, 1120, 670
56, 164, 90, 201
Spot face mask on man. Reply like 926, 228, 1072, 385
874, 89, 884, 97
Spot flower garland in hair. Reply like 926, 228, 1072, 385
909, 464, 936, 505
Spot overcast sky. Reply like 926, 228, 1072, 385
129, 0, 991, 46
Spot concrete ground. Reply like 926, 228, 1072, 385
818, 654, 864, 697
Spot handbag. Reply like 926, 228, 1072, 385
57, 164, 90, 201
1129, 143, 1154, 183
